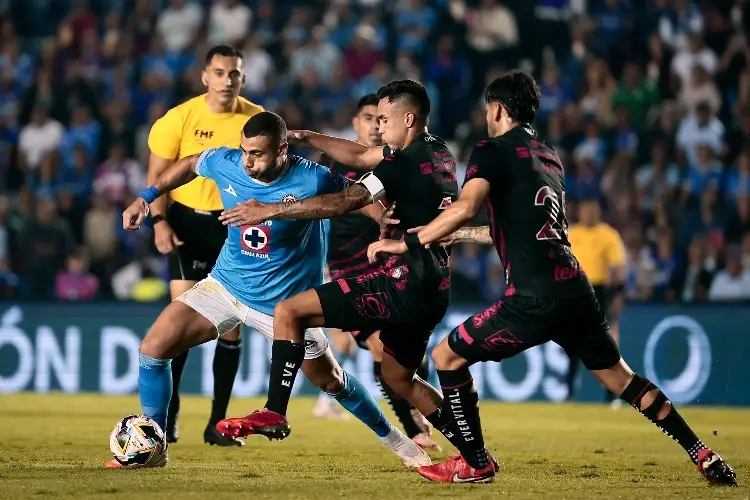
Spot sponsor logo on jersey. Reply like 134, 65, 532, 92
438, 196, 454, 209
281, 194, 298, 203
240, 224, 271, 259
194, 129, 214, 139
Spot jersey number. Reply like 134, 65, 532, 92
534, 186, 567, 241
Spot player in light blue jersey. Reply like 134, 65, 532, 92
115, 111, 431, 469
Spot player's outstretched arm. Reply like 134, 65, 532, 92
408, 225, 492, 246
219, 183, 373, 226
122, 154, 200, 231
289, 130, 384, 170
412, 178, 490, 247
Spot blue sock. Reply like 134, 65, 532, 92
329, 371, 393, 438
139, 352, 172, 431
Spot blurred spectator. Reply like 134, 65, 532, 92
19, 196, 75, 300
658, 0, 704, 51
678, 65, 721, 116
126, 0, 158, 56
289, 26, 343, 86
636, 140, 680, 213
344, 25, 384, 82
93, 143, 145, 207
60, 105, 101, 169
667, 236, 714, 302
726, 196, 750, 243
708, 245, 750, 300
0, 39, 35, 90
676, 102, 725, 166
612, 62, 660, 127
111, 249, 167, 301
580, 59, 616, 126
725, 150, 750, 201
50, 59, 99, 125
18, 106, 64, 171
242, 35, 274, 94
55, 248, 99, 301
726, 107, 750, 163
426, 34, 471, 137
394, 0, 436, 54
209, 0, 253, 46
682, 144, 723, 200
538, 66, 571, 125
0, 195, 19, 298
677, 186, 726, 254
157, 0, 204, 53
452, 0, 518, 56
671, 32, 717, 89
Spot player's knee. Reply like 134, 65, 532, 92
140, 329, 170, 359
222, 326, 241, 342
316, 365, 345, 394
431, 339, 466, 371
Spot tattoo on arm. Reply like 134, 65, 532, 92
274, 183, 373, 220
455, 226, 492, 245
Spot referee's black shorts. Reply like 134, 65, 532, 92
166, 201, 226, 281
592, 285, 611, 319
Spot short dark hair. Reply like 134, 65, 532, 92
356, 94, 379, 113
484, 70, 541, 124
376, 80, 431, 121
205, 45, 243, 66
242, 111, 287, 145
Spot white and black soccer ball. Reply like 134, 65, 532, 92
109, 415, 167, 467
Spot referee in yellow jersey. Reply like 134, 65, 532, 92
566, 198, 627, 406
146, 45, 263, 445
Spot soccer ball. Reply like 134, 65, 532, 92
109, 415, 167, 467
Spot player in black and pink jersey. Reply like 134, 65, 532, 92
369, 70, 737, 486
320, 94, 440, 450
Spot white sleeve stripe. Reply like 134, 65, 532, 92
357, 172, 386, 202
194, 148, 214, 176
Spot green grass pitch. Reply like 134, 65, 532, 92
0, 394, 747, 499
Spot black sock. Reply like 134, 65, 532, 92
620, 374, 707, 464
209, 338, 242, 424
566, 357, 579, 399
437, 368, 490, 470
265, 340, 305, 416
416, 355, 430, 382
373, 361, 423, 438
167, 350, 189, 430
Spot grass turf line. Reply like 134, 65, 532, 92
0, 394, 747, 499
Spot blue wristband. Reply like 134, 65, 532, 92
138, 186, 161, 204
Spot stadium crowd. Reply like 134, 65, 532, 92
0, 0, 749, 303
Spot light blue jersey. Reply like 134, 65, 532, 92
194, 147, 349, 315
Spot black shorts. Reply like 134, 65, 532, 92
316, 270, 448, 370
350, 328, 378, 350
166, 201, 226, 281
448, 293, 621, 370
593, 285, 610, 317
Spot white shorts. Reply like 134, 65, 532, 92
176, 276, 329, 360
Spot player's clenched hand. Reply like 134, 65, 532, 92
122, 198, 149, 231
153, 221, 183, 254
406, 226, 454, 247
287, 130, 309, 143
367, 239, 408, 263
379, 202, 400, 239
219, 199, 272, 227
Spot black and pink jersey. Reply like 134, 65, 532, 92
464, 125, 593, 298
322, 155, 382, 279
362, 133, 458, 298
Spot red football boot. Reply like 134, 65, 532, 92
418, 454, 495, 483
216, 410, 291, 441
696, 449, 738, 486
